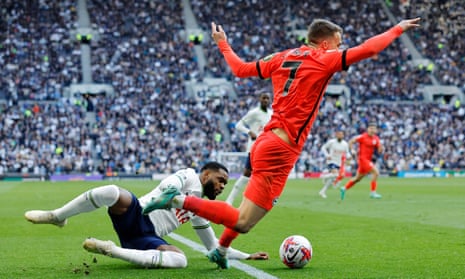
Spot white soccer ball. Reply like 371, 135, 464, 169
279, 235, 313, 268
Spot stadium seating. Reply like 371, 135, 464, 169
0, 0, 463, 176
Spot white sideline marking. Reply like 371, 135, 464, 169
168, 233, 278, 279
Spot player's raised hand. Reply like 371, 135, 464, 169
397, 17, 421, 32
211, 22, 227, 43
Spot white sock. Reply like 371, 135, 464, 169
53, 185, 120, 221
111, 247, 187, 268
320, 172, 332, 185
172, 195, 186, 209
320, 175, 336, 193
225, 176, 250, 205
217, 245, 229, 256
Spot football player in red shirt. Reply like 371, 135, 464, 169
143, 17, 420, 268
340, 122, 383, 200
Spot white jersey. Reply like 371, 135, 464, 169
235, 106, 272, 152
138, 168, 249, 259
139, 168, 202, 237
321, 138, 350, 167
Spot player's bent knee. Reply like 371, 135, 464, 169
89, 185, 120, 207
234, 226, 250, 234
234, 220, 254, 233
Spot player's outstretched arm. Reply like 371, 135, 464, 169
346, 17, 421, 66
211, 22, 259, 78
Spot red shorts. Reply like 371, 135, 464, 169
357, 159, 374, 175
243, 131, 300, 211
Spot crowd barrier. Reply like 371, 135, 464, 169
1, 170, 464, 182
303, 170, 465, 179
0, 173, 152, 181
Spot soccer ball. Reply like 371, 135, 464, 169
279, 235, 313, 268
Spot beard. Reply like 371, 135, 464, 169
203, 179, 217, 200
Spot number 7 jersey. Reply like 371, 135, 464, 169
258, 46, 348, 148
216, 25, 404, 149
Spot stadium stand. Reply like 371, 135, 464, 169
388, 0, 465, 88
0, 0, 463, 177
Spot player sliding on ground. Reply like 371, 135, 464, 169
24, 162, 268, 269
143, 17, 421, 269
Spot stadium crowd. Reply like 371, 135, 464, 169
0, 0, 79, 101
192, 0, 431, 101
0, 0, 464, 176
389, 0, 465, 89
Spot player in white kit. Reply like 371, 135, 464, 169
319, 129, 350, 198
24, 162, 268, 268
225, 92, 272, 205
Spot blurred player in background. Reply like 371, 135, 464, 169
225, 91, 272, 205
319, 129, 350, 198
24, 162, 268, 269
143, 17, 421, 269
340, 122, 383, 200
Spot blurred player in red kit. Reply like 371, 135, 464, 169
340, 122, 383, 200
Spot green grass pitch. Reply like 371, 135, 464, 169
1, 177, 464, 278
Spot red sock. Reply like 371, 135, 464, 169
334, 156, 346, 185
219, 228, 240, 248
345, 180, 355, 190
333, 175, 343, 185
183, 196, 239, 229
371, 180, 377, 191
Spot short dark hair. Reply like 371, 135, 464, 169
256, 88, 269, 96
307, 19, 343, 45
201, 162, 229, 173
259, 92, 270, 99
368, 121, 378, 127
